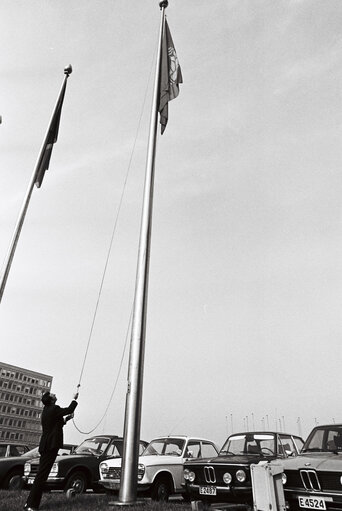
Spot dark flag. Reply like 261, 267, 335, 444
158, 19, 183, 134
35, 80, 67, 188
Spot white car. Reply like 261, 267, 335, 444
99, 435, 219, 501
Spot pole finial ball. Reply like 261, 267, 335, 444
159, 0, 168, 9
64, 65, 73, 76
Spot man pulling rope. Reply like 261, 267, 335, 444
24, 390, 78, 511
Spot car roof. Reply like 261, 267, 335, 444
78, 436, 147, 443
228, 431, 301, 437
311, 424, 342, 428
83, 435, 122, 439
149, 436, 216, 442
0, 442, 29, 445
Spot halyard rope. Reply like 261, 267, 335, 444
72, 43, 157, 435
72, 308, 132, 434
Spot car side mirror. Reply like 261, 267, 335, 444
285, 450, 295, 457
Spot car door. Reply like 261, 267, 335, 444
173, 441, 202, 490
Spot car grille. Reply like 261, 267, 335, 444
106, 467, 121, 480
191, 465, 250, 486
29, 464, 39, 476
285, 470, 342, 492
204, 466, 216, 484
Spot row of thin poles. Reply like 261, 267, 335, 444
225, 414, 338, 438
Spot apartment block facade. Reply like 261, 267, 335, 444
0, 362, 53, 447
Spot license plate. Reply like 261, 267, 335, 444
27, 478, 35, 485
199, 486, 217, 496
298, 496, 326, 510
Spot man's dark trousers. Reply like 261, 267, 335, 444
26, 448, 58, 509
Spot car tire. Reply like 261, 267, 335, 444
64, 471, 87, 493
151, 477, 171, 501
3, 470, 23, 490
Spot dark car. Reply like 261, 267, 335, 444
183, 431, 304, 505
0, 444, 75, 490
0, 443, 30, 458
279, 423, 342, 511
23, 435, 148, 494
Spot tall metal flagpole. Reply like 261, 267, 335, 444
0, 65, 72, 304
116, 1, 168, 505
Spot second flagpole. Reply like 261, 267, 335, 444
0, 65, 72, 305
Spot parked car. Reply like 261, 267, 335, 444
183, 431, 304, 505
99, 435, 219, 501
0, 444, 75, 490
0, 443, 30, 458
23, 435, 148, 494
279, 423, 342, 511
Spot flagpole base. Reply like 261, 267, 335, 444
108, 499, 146, 507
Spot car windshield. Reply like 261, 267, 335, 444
220, 434, 276, 456
302, 427, 342, 453
144, 438, 185, 456
74, 437, 111, 456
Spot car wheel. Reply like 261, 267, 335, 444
65, 471, 87, 493
4, 470, 23, 490
151, 477, 171, 501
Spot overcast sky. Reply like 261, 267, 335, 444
1, 0, 342, 447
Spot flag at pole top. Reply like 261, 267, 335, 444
35, 70, 70, 188
158, 19, 183, 134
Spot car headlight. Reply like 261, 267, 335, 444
138, 464, 145, 481
49, 462, 59, 477
24, 462, 31, 476
183, 468, 190, 480
188, 471, 195, 483
282, 473, 287, 485
236, 469, 246, 482
223, 472, 232, 485
100, 462, 109, 475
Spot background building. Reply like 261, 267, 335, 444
0, 362, 52, 447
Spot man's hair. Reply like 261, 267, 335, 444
41, 391, 53, 405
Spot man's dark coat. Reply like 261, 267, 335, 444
39, 400, 78, 454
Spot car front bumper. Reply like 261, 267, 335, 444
185, 483, 252, 503
100, 479, 120, 491
100, 479, 152, 493
23, 475, 66, 490
284, 489, 342, 510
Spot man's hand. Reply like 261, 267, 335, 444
64, 413, 74, 424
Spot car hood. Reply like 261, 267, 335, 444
185, 454, 275, 466
281, 453, 342, 471
104, 454, 185, 468
28, 453, 101, 465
